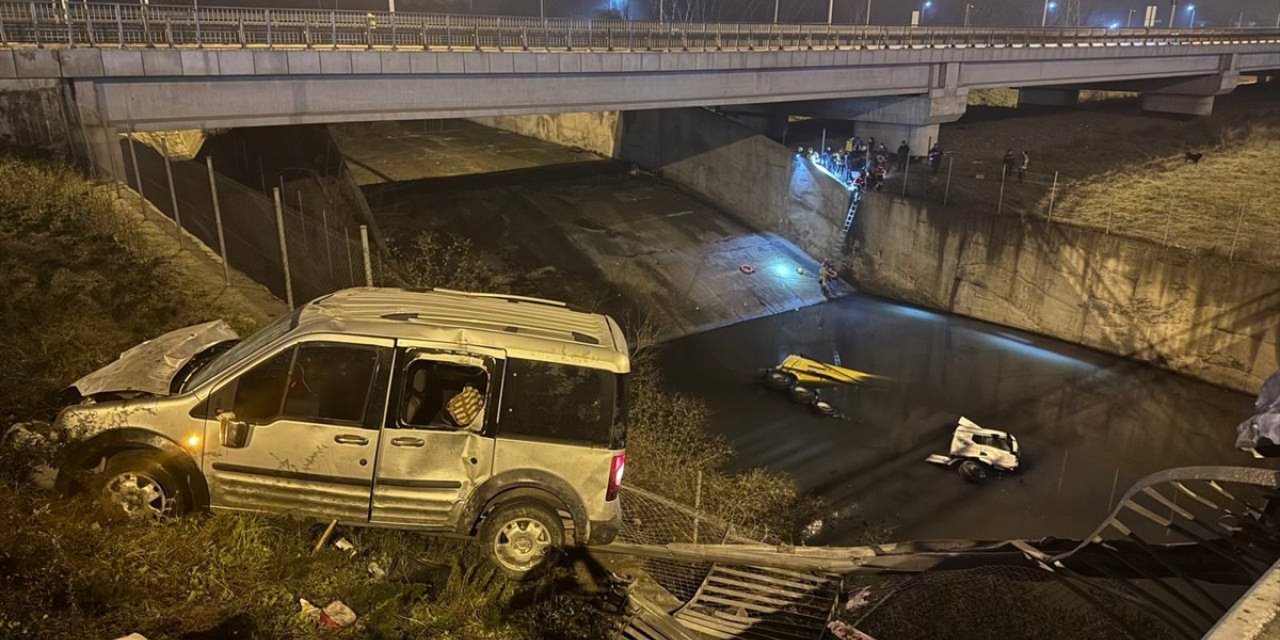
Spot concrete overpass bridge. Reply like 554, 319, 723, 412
1, 3, 1278, 173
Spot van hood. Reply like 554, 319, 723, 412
70, 320, 239, 398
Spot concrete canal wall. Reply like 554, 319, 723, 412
468, 111, 621, 158
846, 192, 1280, 393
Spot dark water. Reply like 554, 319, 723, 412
657, 293, 1273, 544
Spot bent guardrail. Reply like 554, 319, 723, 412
1, 2, 1278, 51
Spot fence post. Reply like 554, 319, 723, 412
1047, 170, 1058, 222
943, 155, 954, 205
359, 225, 374, 286
126, 124, 145, 215
1228, 204, 1245, 261
321, 208, 335, 282
159, 138, 184, 248
205, 157, 231, 285
901, 153, 911, 196
997, 164, 1007, 215
692, 470, 702, 545
273, 188, 295, 308
1161, 199, 1173, 247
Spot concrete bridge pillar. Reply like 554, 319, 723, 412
781, 87, 970, 153
1139, 57, 1240, 117
1018, 87, 1079, 107
70, 80, 127, 181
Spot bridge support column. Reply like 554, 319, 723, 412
70, 80, 126, 181
1018, 87, 1079, 107
780, 87, 969, 153
1140, 93, 1217, 117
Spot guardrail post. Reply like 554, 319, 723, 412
114, 3, 122, 48
605, 24, 611, 51
304, 15, 312, 49
445, 15, 451, 51
495, 16, 503, 51
194, 4, 201, 48
163, 17, 172, 48
65, 5, 74, 48
126, 124, 146, 219
30, 3, 41, 49
390, 11, 397, 50
0, 9, 8, 47
331, 11, 337, 50
520, 26, 527, 50
141, 3, 150, 47
364, 14, 372, 50
586, 19, 592, 52
266, 9, 273, 48
473, 24, 479, 51
420, 19, 428, 50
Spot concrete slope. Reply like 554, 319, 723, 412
362, 164, 833, 339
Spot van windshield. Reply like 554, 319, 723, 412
183, 311, 295, 391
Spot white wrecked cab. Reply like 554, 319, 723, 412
925, 416, 1021, 482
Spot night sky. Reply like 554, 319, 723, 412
192, 0, 1280, 28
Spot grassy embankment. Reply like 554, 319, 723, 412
938, 85, 1280, 265
0, 152, 820, 638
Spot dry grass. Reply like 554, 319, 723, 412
1054, 122, 1280, 258
937, 83, 1280, 265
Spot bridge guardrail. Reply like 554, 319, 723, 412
1, 2, 1278, 51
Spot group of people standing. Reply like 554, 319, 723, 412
1003, 149, 1032, 182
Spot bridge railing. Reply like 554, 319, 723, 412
1, 2, 1277, 50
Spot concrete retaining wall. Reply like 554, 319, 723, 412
0, 79, 72, 153
845, 193, 1279, 392
619, 107, 851, 261
468, 111, 620, 158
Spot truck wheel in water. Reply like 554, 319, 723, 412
93, 450, 188, 519
763, 369, 798, 391
481, 502, 565, 581
958, 460, 991, 484
788, 386, 817, 405
811, 400, 838, 417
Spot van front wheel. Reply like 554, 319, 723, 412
481, 502, 565, 581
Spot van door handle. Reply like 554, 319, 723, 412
334, 434, 369, 446
391, 437, 425, 448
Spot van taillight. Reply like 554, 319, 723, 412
606, 453, 626, 501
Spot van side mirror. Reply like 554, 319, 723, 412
218, 411, 252, 449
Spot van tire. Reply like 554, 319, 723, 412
480, 502, 564, 582
92, 450, 189, 519
958, 460, 991, 484
811, 400, 838, 418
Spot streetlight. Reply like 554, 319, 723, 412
964, 3, 975, 27
919, 1, 932, 26
1041, 1, 1057, 27
865, 0, 871, 25
827, 0, 834, 25
1126, 8, 1135, 27
773, 0, 779, 24
1186, 4, 1196, 28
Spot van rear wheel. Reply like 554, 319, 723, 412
480, 502, 564, 581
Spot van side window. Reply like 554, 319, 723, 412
400, 360, 490, 430
232, 348, 293, 424
501, 359, 615, 446
283, 344, 380, 425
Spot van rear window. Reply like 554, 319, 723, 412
500, 359, 620, 448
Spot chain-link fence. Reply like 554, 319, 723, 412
120, 135, 387, 306
875, 149, 1277, 267
616, 484, 780, 603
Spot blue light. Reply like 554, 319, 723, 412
1047, 2, 1057, 9
1108, 22, 1119, 28
923, 1, 932, 7
1185, 4, 1194, 10
772, 263, 792, 278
